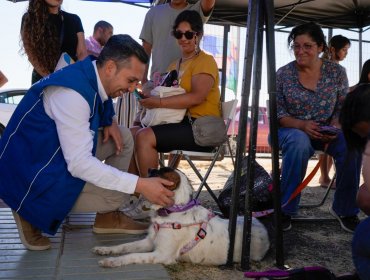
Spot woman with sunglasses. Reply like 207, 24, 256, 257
133, 10, 221, 178
272, 22, 361, 233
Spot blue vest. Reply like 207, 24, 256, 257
0, 58, 114, 235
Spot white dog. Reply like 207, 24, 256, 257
92, 167, 270, 267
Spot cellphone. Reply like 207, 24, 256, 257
319, 126, 341, 136
133, 89, 145, 100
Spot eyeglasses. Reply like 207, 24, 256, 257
173, 30, 197, 40
290, 43, 317, 52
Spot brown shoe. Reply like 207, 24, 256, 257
12, 211, 51, 251
93, 211, 149, 234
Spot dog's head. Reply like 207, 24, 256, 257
148, 167, 194, 207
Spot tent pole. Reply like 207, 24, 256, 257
240, 0, 264, 271
264, 0, 285, 268
225, 0, 258, 269
220, 25, 230, 102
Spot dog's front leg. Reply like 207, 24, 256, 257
92, 237, 154, 256
99, 251, 176, 267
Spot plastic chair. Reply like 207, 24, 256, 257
167, 99, 238, 206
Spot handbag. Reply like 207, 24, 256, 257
188, 112, 227, 147
140, 86, 186, 127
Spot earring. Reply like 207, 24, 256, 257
194, 36, 200, 55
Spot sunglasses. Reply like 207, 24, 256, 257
173, 30, 197, 40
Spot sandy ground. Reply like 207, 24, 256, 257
165, 156, 363, 280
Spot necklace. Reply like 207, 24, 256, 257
181, 51, 199, 61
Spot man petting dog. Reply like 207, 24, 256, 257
0, 35, 174, 251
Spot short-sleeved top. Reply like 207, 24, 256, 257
276, 59, 349, 125
21, 11, 84, 62
168, 50, 221, 118
140, 2, 211, 79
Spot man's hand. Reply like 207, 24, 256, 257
103, 121, 123, 155
135, 177, 175, 207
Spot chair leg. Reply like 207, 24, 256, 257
226, 138, 235, 168
300, 173, 336, 208
183, 149, 224, 209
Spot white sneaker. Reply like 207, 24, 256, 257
121, 196, 154, 220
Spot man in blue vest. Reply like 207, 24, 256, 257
0, 35, 174, 251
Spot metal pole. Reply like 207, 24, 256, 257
225, 0, 259, 267
264, 0, 285, 267
241, 0, 264, 271
221, 25, 230, 102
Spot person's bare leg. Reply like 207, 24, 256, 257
319, 154, 332, 186
135, 127, 159, 177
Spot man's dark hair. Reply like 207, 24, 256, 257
94, 20, 113, 32
97, 34, 149, 69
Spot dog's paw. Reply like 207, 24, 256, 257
92, 246, 113, 256
99, 257, 123, 267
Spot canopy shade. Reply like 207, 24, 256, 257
8, 0, 370, 29
211, 0, 370, 29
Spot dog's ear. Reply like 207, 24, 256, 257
160, 169, 180, 191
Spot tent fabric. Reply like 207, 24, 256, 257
79, 0, 370, 29
9, 0, 370, 29
210, 0, 370, 29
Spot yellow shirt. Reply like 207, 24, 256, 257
168, 50, 221, 118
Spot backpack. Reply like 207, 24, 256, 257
218, 155, 273, 217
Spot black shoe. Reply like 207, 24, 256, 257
329, 207, 360, 233
272, 213, 292, 232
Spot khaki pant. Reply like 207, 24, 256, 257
71, 126, 133, 213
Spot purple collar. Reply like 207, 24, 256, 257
157, 199, 200, 217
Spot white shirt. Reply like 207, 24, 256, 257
43, 61, 138, 194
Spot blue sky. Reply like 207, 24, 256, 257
0, 0, 148, 89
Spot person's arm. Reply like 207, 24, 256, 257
200, 0, 216, 16
76, 32, 88, 61
0, 71, 8, 87
43, 86, 138, 193
140, 72, 212, 109
141, 40, 152, 84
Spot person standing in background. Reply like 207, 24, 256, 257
319, 35, 351, 189
139, 0, 215, 85
21, 0, 87, 84
85, 20, 113, 57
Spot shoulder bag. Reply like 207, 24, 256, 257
188, 112, 227, 147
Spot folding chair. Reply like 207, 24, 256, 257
298, 151, 336, 209
167, 99, 238, 207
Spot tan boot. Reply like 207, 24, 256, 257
93, 211, 149, 234
12, 211, 51, 251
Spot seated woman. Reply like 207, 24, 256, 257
133, 10, 221, 178
273, 22, 361, 232
339, 84, 370, 279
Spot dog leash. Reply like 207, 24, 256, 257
252, 155, 323, 218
